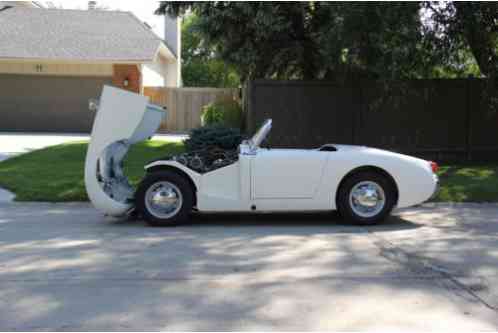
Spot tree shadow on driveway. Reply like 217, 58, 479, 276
1, 203, 497, 330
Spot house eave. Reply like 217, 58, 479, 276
0, 57, 154, 64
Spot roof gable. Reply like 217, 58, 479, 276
0, 7, 174, 62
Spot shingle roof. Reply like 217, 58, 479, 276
0, 7, 173, 62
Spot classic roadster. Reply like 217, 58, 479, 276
85, 86, 439, 226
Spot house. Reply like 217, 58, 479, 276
0, 4, 180, 132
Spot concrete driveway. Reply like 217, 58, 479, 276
0, 202, 497, 330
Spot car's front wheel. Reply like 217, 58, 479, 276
337, 171, 396, 225
135, 171, 194, 226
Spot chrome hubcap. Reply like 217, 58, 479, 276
349, 181, 385, 218
145, 181, 183, 219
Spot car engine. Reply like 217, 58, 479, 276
168, 147, 239, 173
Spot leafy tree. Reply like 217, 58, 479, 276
181, 13, 240, 87
157, 2, 496, 108
424, 2, 497, 78
157, 2, 495, 80
423, 2, 497, 109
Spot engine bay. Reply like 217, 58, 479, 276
165, 147, 239, 174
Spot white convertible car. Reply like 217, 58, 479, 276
85, 86, 439, 226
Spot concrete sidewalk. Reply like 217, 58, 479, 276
0, 202, 497, 330
0, 132, 187, 162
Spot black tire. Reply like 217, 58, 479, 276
336, 171, 396, 225
135, 171, 194, 227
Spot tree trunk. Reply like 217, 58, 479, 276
454, 3, 497, 78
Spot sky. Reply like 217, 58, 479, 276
47, 1, 165, 38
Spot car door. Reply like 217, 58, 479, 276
251, 149, 328, 199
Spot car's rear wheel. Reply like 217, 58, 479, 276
135, 171, 194, 226
337, 171, 396, 225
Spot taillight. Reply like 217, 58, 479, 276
430, 161, 439, 173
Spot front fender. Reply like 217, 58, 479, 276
144, 160, 202, 190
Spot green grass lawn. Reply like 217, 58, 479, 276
435, 165, 498, 202
0, 140, 184, 202
0, 141, 497, 202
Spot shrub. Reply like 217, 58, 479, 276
184, 126, 244, 152
201, 102, 224, 126
201, 99, 243, 129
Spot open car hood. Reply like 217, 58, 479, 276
84, 86, 165, 216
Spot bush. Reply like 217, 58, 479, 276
201, 99, 243, 129
184, 126, 244, 152
201, 102, 224, 126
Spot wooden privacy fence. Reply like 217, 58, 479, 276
144, 87, 239, 133
247, 79, 498, 162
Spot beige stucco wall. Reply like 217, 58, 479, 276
142, 53, 180, 88
0, 61, 113, 77
164, 59, 181, 87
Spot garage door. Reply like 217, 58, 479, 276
0, 74, 112, 132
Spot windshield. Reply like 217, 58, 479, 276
250, 119, 272, 148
